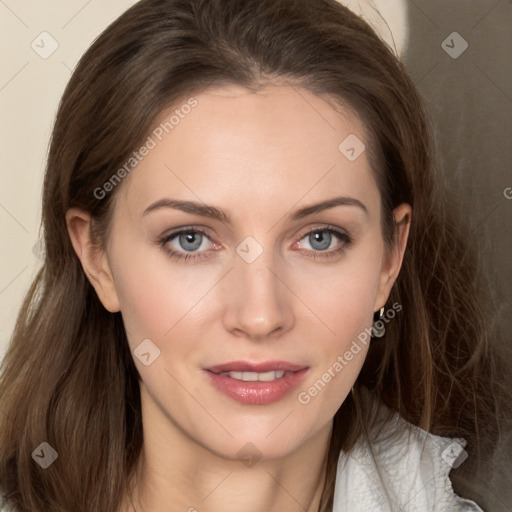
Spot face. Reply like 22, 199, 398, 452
71, 83, 410, 462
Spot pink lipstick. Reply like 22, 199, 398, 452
204, 361, 309, 405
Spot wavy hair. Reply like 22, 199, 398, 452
1, 0, 510, 510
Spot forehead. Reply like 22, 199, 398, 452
114, 84, 379, 223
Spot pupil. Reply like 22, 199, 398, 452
180, 232, 202, 251
310, 231, 331, 251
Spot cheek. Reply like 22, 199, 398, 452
109, 238, 214, 345
291, 245, 382, 414
295, 247, 383, 341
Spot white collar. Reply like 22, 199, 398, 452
332, 391, 485, 511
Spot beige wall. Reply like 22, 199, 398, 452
0, 1, 138, 361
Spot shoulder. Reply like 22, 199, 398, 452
333, 389, 485, 512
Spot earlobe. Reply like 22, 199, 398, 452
373, 203, 412, 311
65, 208, 121, 313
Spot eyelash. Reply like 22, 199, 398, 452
158, 225, 353, 263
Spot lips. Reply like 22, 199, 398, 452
204, 360, 309, 405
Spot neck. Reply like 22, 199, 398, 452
120, 389, 333, 512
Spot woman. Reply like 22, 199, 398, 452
0, 0, 509, 510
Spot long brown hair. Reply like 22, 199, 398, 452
1, 0, 510, 510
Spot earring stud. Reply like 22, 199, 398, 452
371, 307, 386, 339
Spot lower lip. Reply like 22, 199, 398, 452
205, 368, 309, 405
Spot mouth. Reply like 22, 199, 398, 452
204, 361, 309, 405
214, 369, 295, 381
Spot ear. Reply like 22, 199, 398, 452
373, 203, 411, 311
65, 208, 121, 313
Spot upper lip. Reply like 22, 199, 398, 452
206, 361, 308, 374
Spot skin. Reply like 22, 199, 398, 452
66, 83, 411, 512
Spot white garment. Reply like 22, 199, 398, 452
332, 395, 485, 512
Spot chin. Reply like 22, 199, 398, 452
193, 415, 324, 464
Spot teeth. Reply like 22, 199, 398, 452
219, 370, 287, 381
258, 370, 284, 381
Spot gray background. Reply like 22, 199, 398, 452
405, 2, 511, 510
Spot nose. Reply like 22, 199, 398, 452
222, 246, 295, 341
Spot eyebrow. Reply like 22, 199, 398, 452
142, 196, 368, 223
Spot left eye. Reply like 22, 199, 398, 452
299, 229, 339, 251
165, 230, 212, 253
293, 227, 352, 260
